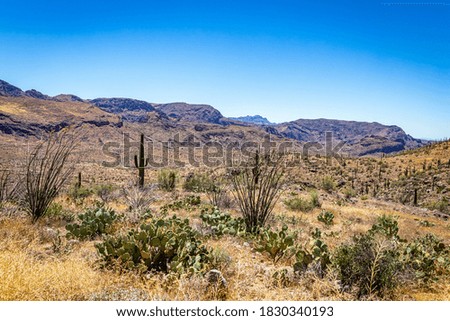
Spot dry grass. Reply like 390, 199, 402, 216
0, 141, 449, 301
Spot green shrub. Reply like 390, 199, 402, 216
183, 172, 213, 192
66, 207, 117, 240
321, 176, 335, 193
160, 195, 201, 214
45, 202, 74, 221
255, 225, 297, 264
200, 207, 245, 237
403, 233, 450, 283
96, 215, 210, 274
69, 185, 93, 200
343, 188, 356, 199
207, 247, 232, 271
284, 191, 321, 212
333, 232, 401, 299
428, 197, 449, 213
317, 210, 334, 226
309, 191, 321, 208
158, 169, 177, 192
93, 184, 116, 203
45, 202, 65, 217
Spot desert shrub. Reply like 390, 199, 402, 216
230, 152, 284, 234
293, 228, 330, 276
333, 218, 403, 299
44, 202, 74, 221
123, 184, 154, 211
284, 191, 321, 212
0, 170, 20, 205
428, 197, 449, 213
96, 215, 210, 274
343, 188, 356, 199
66, 207, 117, 240
158, 169, 177, 192
403, 233, 450, 283
44, 202, 64, 217
24, 131, 76, 223
160, 195, 201, 214
205, 183, 234, 209
183, 172, 212, 192
68, 185, 93, 200
321, 176, 335, 193
255, 225, 297, 264
333, 233, 401, 299
309, 191, 321, 208
317, 210, 334, 226
272, 268, 295, 287
93, 184, 116, 203
207, 247, 232, 271
200, 207, 245, 237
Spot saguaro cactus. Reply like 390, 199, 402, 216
134, 134, 149, 188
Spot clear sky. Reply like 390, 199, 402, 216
0, 0, 449, 139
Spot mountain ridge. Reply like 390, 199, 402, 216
0, 79, 427, 156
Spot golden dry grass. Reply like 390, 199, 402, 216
0, 140, 449, 301
1, 191, 449, 301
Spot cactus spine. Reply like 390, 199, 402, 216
134, 133, 149, 188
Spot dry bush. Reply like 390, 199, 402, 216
23, 130, 77, 223
230, 151, 285, 233
123, 184, 155, 223
0, 170, 20, 204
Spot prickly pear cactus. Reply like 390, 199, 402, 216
293, 228, 330, 275
66, 207, 117, 240
317, 210, 334, 226
255, 225, 297, 263
96, 215, 210, 274
200, 207, 246, 237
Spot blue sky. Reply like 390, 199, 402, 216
0, 0, 449, 139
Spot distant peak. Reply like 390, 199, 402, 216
229, 115, 273, 125
0, 79, 26, 97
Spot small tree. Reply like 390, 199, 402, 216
24, 130, 76, 223
230, 151, 284, 234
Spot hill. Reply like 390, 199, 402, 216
0, 79, 427, 157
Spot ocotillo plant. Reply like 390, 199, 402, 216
134, 134, 149, 188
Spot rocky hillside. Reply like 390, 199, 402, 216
275, 118, 424, 155
0, 79, 427, 156
154, 102, 228, 125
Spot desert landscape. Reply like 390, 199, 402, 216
0, 79, 449, 301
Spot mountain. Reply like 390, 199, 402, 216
229, 115, 273, 125
0, 80, 27, 97
154, 102, 228, 125
53, 94, 85, 102
275, 119, 424, 155
0, 79, 427, 157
